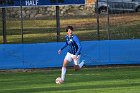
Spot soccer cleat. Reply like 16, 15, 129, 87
56, 77, 64, 84
74, 65, 80, 71
60, 80, 64, 84
59, 79, 64, 84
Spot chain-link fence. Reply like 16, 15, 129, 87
0, 1, 140, 44
95, 0, 140, 40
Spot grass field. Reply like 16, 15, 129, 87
0, 66, 140, 93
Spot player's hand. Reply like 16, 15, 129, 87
58, 50, 62, 54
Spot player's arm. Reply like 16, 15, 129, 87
58, 40, 68, 54
74, 35, 82, 56
60, 42, 68, 51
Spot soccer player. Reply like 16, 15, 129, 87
58, 26, 85, 83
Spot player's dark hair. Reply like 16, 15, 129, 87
66, 26, 74, 32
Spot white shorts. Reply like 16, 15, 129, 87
64, 52, 81, 64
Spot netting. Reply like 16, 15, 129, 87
96, 0, 140, 40
0, 1, 140, 44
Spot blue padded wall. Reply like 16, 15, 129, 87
0, 40, 140, 69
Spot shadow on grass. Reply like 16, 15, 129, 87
1, 67, 140, 86
1, 82, 140, 93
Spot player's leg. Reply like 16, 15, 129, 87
61, 52, 72, 82
61, 59, 68, 82
73, 55, 80, 71
79, 60, 85, 68
73, 55, 84, 71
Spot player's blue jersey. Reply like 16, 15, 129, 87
60, 34, 82, 56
